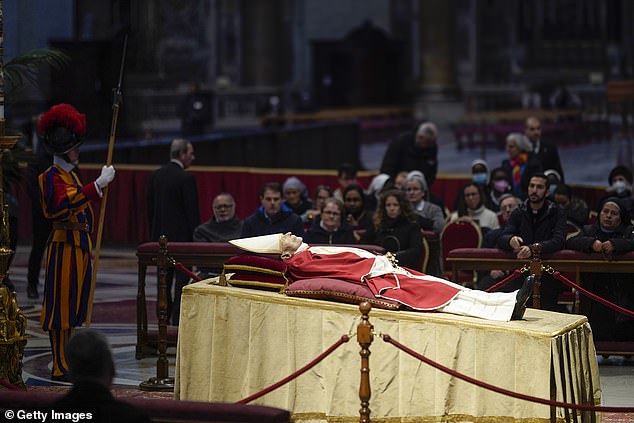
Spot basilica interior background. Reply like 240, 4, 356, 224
4, 0, 634, 141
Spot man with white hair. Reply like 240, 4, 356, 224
380, 121, 439, 188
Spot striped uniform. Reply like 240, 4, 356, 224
39, 165, 99, 377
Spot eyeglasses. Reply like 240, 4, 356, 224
214, 204, 234, 210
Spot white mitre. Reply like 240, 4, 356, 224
229, 233, 308, 254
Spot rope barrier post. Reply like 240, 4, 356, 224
140, 235, 174, 391
358, 302, 373, 423
529, 243, 543, 309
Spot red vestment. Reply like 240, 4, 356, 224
285, 247, 461, 310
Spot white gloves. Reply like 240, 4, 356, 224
95, 165, 116, 189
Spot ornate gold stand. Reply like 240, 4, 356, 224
0, 119, 27, 389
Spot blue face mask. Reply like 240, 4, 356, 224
472, 173, 487, 185
549, 184, 557, 196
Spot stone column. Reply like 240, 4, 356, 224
418, 0, 457, 98
240, 0, 286, 86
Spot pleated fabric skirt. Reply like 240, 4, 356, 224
40, 241, 93, 330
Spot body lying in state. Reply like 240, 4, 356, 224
229, 233, 533, 322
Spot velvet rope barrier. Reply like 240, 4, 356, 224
484, 269, 523, 292
552, 271, 634, 319
382, 334, 634, 413
173, 261, 202, 282
237, 335, 350, 404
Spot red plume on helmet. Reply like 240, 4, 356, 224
37, 103, 86, 155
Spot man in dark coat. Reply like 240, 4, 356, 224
193, 193, 242, 278
566, 197, 634, 341
525, 116, 564, 182
497, 174, 567, 311
241, 182, 304, 237
380, 121, 439, 188
50, 330, 150, 423
193, 193, 242, 242
147, 138, 200, 324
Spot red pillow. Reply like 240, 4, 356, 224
222, 254, 288, 291
284, 278, 400, 310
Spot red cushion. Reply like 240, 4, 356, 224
223, 254, 287, 273
223, 254, 288, 291
285, 278, 400, 310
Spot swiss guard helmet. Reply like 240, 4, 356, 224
37, 103, 86, 155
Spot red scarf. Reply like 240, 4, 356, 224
510, 153, 528, 188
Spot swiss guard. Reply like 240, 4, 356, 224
37, 103, 116, 381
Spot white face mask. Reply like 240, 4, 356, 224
611, 180, 630, 195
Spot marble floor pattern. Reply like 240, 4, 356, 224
7, 243, 634, 410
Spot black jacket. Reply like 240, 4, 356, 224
535, 139, 564, 182
193, 216, 243, 242
305, 224, 356, 245
147, 161, 200, 242
380, 132, 438, 186
497, 199, 567, 255
361, 217, 423, 270
51, 381, 151, 423
566, 222, 634, 253
241, 205, 304, 237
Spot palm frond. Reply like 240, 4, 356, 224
4, 48, 70, 96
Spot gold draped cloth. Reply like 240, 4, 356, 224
175, 282, 601, 423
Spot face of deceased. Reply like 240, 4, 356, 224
280, 233, 303, 255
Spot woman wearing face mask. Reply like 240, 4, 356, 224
361, 189, 423, 270
567, 197, 634, 342
486, 167, 513, 212
596, 166, 634, 222
471, 159, 489, 188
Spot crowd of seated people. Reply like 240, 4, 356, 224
179, 116, 634, 340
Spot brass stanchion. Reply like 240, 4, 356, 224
357, 302, 373, 423
140, 235, 174, 391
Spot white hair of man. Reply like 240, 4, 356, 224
416, 122, 438, 139
170, 138, 191, 159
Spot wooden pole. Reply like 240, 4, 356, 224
357, 302, 373, 423
85, 102, 119, 326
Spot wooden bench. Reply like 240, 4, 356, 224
136, 242, 244, 358
447, 248, 634, 356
